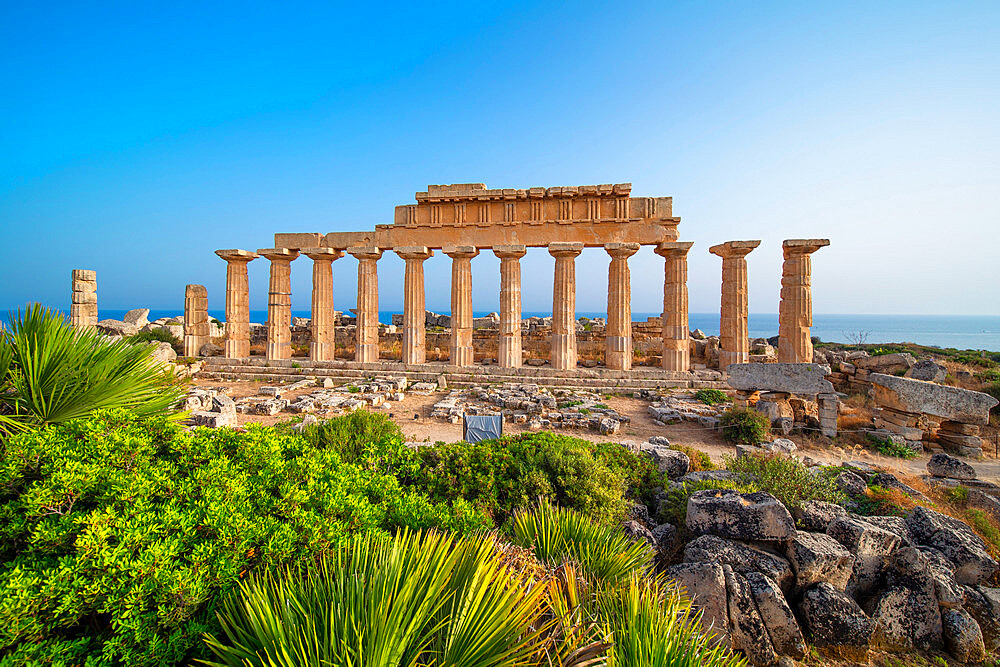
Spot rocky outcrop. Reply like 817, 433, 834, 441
686, 490, 795, 542
784, 530, 854, 593
827, 516, 901, 597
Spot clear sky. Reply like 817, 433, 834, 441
2, 1, 998, 316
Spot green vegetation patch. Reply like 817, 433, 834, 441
694, 388, 730, 406
718, 406, 770, 445
866, 432, 919, 459
724, 452, 846, 510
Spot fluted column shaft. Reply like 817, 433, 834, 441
215, 249, 258, 358
304, 247, 345, 362
258, 248, 299, 361
444, 246, 478, 367
494, 245, 527, 368
656, 242, 694, 371
778, 239, 830, 363
549, 242, 584, 370
349, 247, 382, 363
605, 243, 640, 370
397, 246, 433, 365
710, 240, 760, 371
183, 284, 210, 357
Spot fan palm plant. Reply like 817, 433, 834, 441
0, 304, 182, 433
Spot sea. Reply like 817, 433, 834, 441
16, 308, 1000, 352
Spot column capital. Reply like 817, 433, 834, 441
215, 248, 259, 262
443, 245, 480, 260
709, 240, 761, 259
348, 246, 383, 260
782, 238, 830, 258
493, 244, 526, 259
302, 247, 346, 261
654, 241, 694, 258
395, 246, 434, 261
605, 242, 640, 259
548, 241, 584, 258
257, 248, 300, 261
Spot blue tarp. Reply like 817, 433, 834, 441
463, 414, 503, 444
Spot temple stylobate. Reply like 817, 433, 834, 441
214, 183, 827, 374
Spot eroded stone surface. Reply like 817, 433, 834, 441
869, 373, 998, 425
686, 489, 795, 542
684, 534, 793, 592
726, 362, 834, 394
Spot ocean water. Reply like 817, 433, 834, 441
18, 307, 1000, 352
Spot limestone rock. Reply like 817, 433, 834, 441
122, 308, 150, 327
793, 500, 848, 532
686, 489, 795, 542
199, 342, 223, 357
149, 341, 176, 364
868, 586, 942, 651
962, 585, 1000, 651
827, 516, 901, 597
869, 372, 998, 425
746, 571, 807, 660
621, 520, 655, 547
905, 358, 947, 382
651, 522, 679, 556
941, 608, 986, 663
858, 515, 914, 545
97, 319, 138, 336
927, 452, 977, 480
726, 362, 834, 394
799, 582, 873, 662
664, 562, 729, 646
918, 546, 965, 609
855, 352, 915, 373
723, 565, 778, 666
784, 530, 855, 593
684, 534, 793, 592
834, 470, 867, 497
639, 441, 689, 478
190, 411, 235, 428
905, 506, 998, 584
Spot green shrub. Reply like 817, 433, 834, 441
694, 388, 730, 406
718, 407, 770, 445
670, 443, 716, 471
299, 409, 416, 475
125, 327, 181, 347
866, 432, 919, 459
723, 453, 846, 509
0, 410, 487, 665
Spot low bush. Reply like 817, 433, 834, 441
126, 327, 181, 347
854, 485, 918, 517
866, 432, 918, 459
670, 443, 716, 471
0, 410, 487, 665
718, 407, 770, 445
694, 388, 730, 405
724, 453, 846, 509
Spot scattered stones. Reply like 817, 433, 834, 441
686, 490, 795, 542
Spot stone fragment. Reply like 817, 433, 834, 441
199, 342, 223, 357
723, 565, 778, 666
745, 572, 807, 660
651, 522, 679, 556
905, 358, 947, 382
917, 547, 965, 608
97, 319, 138, 336
941, 608, 986, 663
799, 582, 873, 662
793, 500, 848, 532
726, 362, 834, 394
834, 471, 867, 497
621, 520, 655, 547
664, 562, 730, 646
212, 394, 237, 417
855, 352, 915, 373
190, 411, 235, 428
639, 441, 689, 478
868, 586, 942, 651
869, 372, 998, 425
827, 516, 901, 597
123, 308, 150, 327
784, 530, 855, 593
859, 515, 914, 546
684, 535, 794, 592
686, 489, 795, 542
962, 585, 1000, 651
149, 341, 177, 364
927, 452, 977, 480
905, 506, 998, 584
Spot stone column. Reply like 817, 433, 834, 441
396, 246, 433, 365
302, 247, 345, 362
709, 240, 760, 371
70, 269, 98, 328
605, 243, 640, 370
444, 245, 478, 367
183, 284, 210, 356
348, 247, 383, 363
549, 242, 584, 370
655, 241, 694, 372
257, 248, 299, 360
778, 239, 830, 363
494, 245, 527, 368
215, 249, 258, 358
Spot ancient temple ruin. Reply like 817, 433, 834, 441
211, 183, 828, 375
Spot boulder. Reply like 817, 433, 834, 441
858, 515, 915, 546
927, 453, 977, 480
723, 566, 778, 666
827, 516, 901, 597
941, 608, 986, 663
190, 411, 235, 428
962, 585, 1000, 651
621, 520, 655, 547
746, 572, 807, 659
122, 308, 151, 327
855, 352, 915, 373
793, 500, 848, 532
149, 341, 176, 364
651, 522, 679, 556
665, 562, 729, 646
905, 359, 947, 383
686, 490, 795, 542
684, 535, 794, 592
869, 373, 998, 425
761, 438, 797, 456
640, 442, 690, 478
834, 470, 867, 497
799, 582, 873, 662
867, 586, 942, 651
905, 506, 998, 584
726, 363, 834, 394
199, 342, 223, 357
212, 394, 237, 417
917, 546, 965, 608
96, 319, 139, 336
868, 472, 928, 501
784, 530, 855, 593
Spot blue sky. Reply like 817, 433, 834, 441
2, 1, 998, 316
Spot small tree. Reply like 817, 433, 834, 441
719, 406, 770, 445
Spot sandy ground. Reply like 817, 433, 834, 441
191, 378, 1000, 483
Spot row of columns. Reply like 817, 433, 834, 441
215, 239, 824, 372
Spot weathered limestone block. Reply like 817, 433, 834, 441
70, 269, 99, 328
183, 285, 210, 357
784, 530, 855, 594
906, 358, 947, 382
927, 453, 977, 480
684, 534, 793, 592
855, 352, 916, 373
827, 515, 901, 597
942, 608, 986, 663
664, 561, 730, 646
723, 565, 778, 666
905, 506, 998, 585
962, 585, 1000, 651
686, 489, 795, 542
726, 363, 834, 394
746, 571, 807, 660
792, 500, 848, 532
799, 582, 874, 662
869, 373, 998, 425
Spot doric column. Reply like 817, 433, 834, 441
655, 241, 694, 371
549, 242, 584, 370
605, 243, 640, 370
778, 239, 830, 363
444, 245, 479, 367
348, 246, 382, 363
215, 249, 258, 358
183, 284, 210, 357
70, 269, 98, 329
396, 246, 433, 365
303, 247, 345, 362
494, 245, 527, 368
709, 240, 760, 371
257, 248, 299, 360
